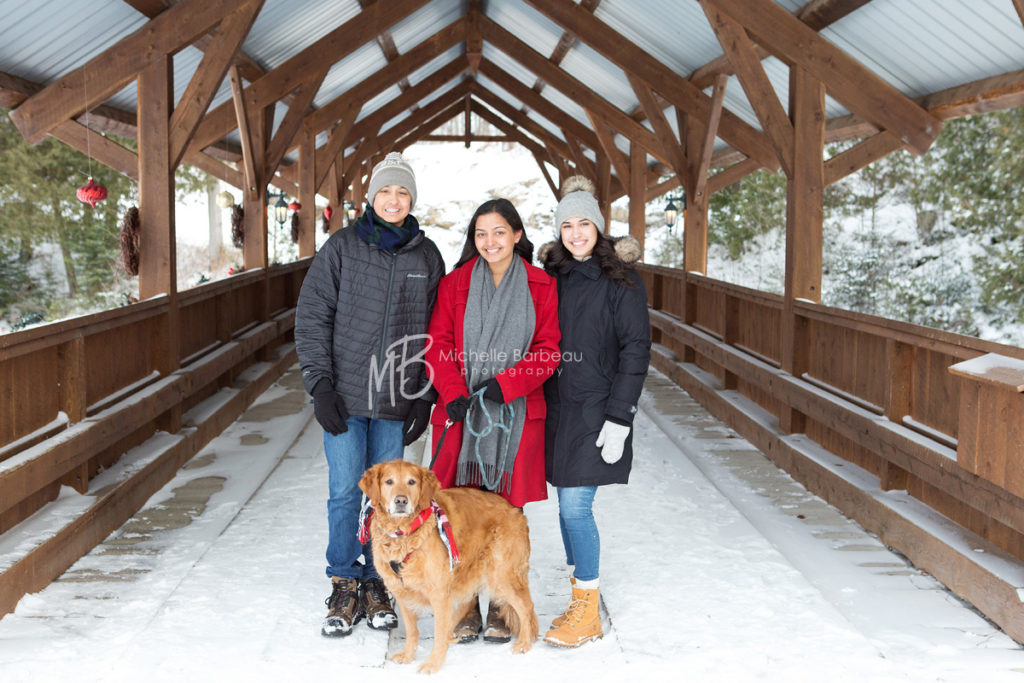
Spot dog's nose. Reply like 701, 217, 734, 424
393, 495, 409, 507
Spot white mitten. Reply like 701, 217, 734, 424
594, 420, 631, 464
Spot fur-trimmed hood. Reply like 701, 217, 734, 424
537, 234, 642, 267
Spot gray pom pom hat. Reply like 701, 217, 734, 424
367, 152, 417, 210
554, 175, 604, 235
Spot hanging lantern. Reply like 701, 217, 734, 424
216, 190, 236, 208
77, 177, 108, 208
288, 201, 302, 212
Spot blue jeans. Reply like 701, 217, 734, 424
324, 416, 403, 580
556, 486, 600, 582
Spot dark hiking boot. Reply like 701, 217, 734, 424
452, 599, 482, 643
483, 601, 512, 643
322, 577, 362, 637
360, 577, 398, 630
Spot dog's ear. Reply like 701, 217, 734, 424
419, 467, 440, 505
358, 464, 382, 505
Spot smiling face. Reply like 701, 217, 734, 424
474, 211, 522, 271
372, 184, 412, 226
560, 216, 599, 259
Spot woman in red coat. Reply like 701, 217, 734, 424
425, 197, 560, 642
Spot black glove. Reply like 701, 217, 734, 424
472, 378, 504, 404
445, 395, 471, 423
312, 379, 349, 435
402, 398, 433, 445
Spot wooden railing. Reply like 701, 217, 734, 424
639, 264, 1024, 642
0, 260, 310, 615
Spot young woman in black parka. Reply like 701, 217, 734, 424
540, 175, 651, 648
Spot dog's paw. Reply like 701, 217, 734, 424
391, 649, 416, 665
417, 658, 443, 674
511, 639, 533, 655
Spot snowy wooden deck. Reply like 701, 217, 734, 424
0, 364, 1021, 681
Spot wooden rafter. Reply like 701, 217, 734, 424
470, 101, 545, 157
585, 110, 630, 191
477, 60, 602, 154
10, 0, 256, 144
823, 131, 900, 186
1013, 0, 1024, 28
228, 65, 259, 198
628, 75, 689, 182
691, 74, 730, 200
186, 0, 432, 154
468, 83, 573, 161
314, 109, 360, 193
522, 0, 779, 171
390, 92, 470, 155
529, 0, 601, 96
479, 16, 671, 167
562, 129, 597, 179
264, 68, 329, 180
704, 0, 942, 155
358, 0, 412, 94
466, 0, 483, 73
168, 1, 264, 168
533, 152, 560, 199
49, 121, 139, 181
702, 1, 794, 175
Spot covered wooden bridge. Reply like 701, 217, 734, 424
3, 0, 1024, 645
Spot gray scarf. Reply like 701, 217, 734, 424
459, 256, 535, 494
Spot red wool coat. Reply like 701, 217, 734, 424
425, 256, 560, 507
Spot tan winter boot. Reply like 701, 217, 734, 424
549, 576, 577, 629
543, 586, 602, 648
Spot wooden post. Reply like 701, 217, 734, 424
298, 129, 316, 258
881, 338, 914, 489
949, 354, 1024, 496
628, 142, 646, 260
597, 154, 611, 232
138, 54, 181, 431
780, 66, 824, 434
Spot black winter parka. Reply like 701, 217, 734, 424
543, 257, 651, 487
295, 224, 443, 420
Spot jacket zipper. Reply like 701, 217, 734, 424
373, 253, 398, 418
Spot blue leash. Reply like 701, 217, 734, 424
428, 386, 516, 492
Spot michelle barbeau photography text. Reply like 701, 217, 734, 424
366, 334, 579, 409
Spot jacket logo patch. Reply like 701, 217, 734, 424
406, 273, 427, 278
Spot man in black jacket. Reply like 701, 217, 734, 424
295, 152, 444, 638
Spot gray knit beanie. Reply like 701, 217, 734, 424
367, 152, 417, 210
554, 175, 604, 234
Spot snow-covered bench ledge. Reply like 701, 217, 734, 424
949, 353, 1024, 497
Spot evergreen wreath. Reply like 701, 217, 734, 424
231, 205, 244, 248
291, 211, 300, 243
119, 206, 140, 276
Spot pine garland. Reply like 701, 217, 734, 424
119, 206, 140, 276
291, 211, 300, 243
231, 205, 244, 248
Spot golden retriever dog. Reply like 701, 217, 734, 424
358, 460, 538, 673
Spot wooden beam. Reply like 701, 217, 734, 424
529, 0, 601, 95
628, 75, 689, 181
522, 0, 780, 171
708, 158, 763, 194
264, 68, 328, 180
228, 65, 259, 200
533, 152, 560, 200
704, 0, 942, 155
1013, 0, 1024, 28
358, 0, 412, 93
49, 121, 139, 181
702, 1, 794, 175
585, 109, 631, 192
122, 0, 272, 92
562, 129, 597, 179
422, 135, 512, 142
168, 1, 263, 168
628, 142, 646, 260
392, 98, 469, 155
10, 0, 251, 144
362, 84, 470, 163
470, 102, 545, 157
297, 130, 316, 259
824, 131, 901, 186
186, 0, 433, 153
468, 83, 573, 160
479, 16, 672, 167
314, 109, 359, 194
466, 0, 483, 73
183, 150, 245, 189
478, 60, 601, 153
303, 18, 466, 137
692, 75, 730, 201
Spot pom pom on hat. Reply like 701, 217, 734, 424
555, 174, 604, 234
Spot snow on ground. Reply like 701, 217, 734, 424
1, 365, 1022, 682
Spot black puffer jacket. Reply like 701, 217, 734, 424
295, 221, 443, 420
543, 249, 651, 487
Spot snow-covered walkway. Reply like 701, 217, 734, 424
1, 364, 1022, 682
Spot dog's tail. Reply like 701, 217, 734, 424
497, 569, 538, 643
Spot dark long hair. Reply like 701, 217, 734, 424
542, 231, 636, 287
454, 198, 535, 269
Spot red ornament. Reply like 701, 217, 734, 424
77, 177, 108, 208
323, 205, 333, 221
289, 201, 302, 211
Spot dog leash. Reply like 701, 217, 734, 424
428, 387, 515, 493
